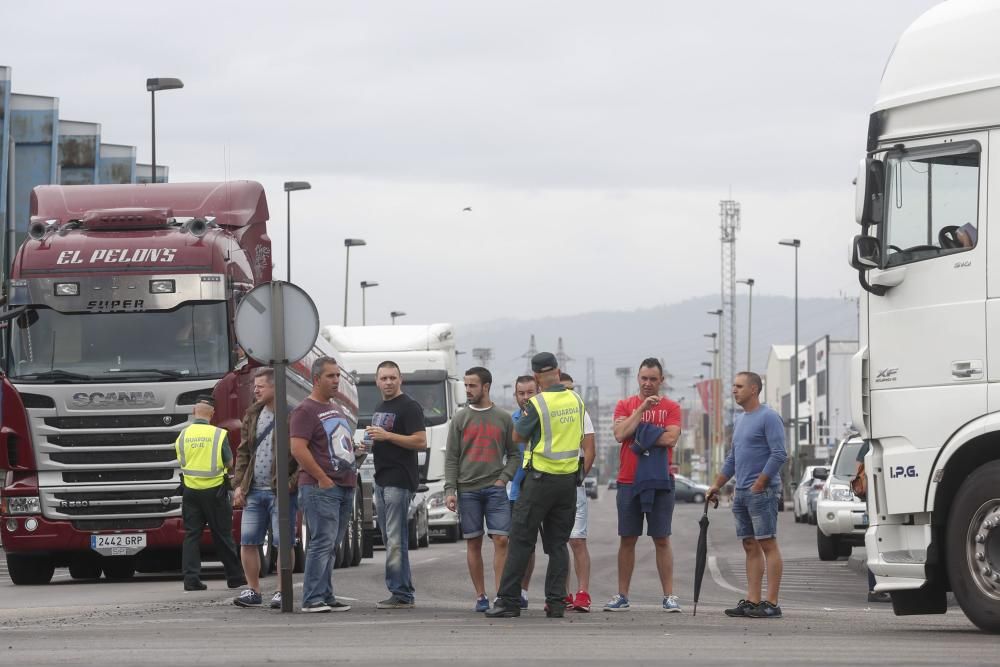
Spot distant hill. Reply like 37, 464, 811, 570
456, 294, 858, 404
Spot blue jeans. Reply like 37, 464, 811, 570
239, 489, 298, 546
732, 487, 780, 540
299, 484, 355, 606
374, 484, 415, 603
458, 485, 511, 538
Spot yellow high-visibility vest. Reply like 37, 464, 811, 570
524, 389, 584, 475
175, 423, 226, 490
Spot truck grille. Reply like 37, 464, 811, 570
63, 470, 174, 483
48, 431, 177, 448
45, 414, 188, 429
49, 450, 177, 465
42, 487, 181, 519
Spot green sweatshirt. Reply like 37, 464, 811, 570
444, 405, 519, 495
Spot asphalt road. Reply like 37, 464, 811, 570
1, 491, 993, 666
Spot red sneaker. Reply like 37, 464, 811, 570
573, 590, 592, 613
564, 594, 575, 611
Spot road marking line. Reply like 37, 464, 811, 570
708, 556, 744, 594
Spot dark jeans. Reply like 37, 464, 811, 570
497, 471, 577, 610
181, 485, 243, 585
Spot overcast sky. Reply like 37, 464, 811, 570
3, 1, 939, 326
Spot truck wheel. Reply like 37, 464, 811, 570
817, 527, 841, 561
6, 553, 55, 585
102, 558, 136, 580
351, 511, 363, 566
418, 513, 430, 549
946, 460, 1000, 633
69, 558, 102, 580
408, 517, 419, 550
362, 529, 375, 559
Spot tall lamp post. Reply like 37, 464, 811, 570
360, 280, 378, 325
737, 278, 755, 370
390, 310, 406, 325
146, 77, 184, 184
343, 239, 367, 326
283, 182, 311, 281
779, 239, 801, 481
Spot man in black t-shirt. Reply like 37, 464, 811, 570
366, 360, 427, 609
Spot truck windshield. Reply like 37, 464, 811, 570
356, 380, 448, 427
7, 302, 230, 382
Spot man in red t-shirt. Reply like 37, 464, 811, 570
603, 358, 682, 613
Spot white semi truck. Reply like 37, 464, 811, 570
321, 323, 464, 543
849, 0, 1000, 632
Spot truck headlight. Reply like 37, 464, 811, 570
828, 484, 854, 502
2, 496, 41, 515
427, 492, 445, 508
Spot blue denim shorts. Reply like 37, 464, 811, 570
240, 488, 298, 546
459, 485, 511, 539
732, 487, 780, 540
616, 483, 674, 538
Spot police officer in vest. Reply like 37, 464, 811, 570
174, 396, 246, 591
486, 352, 585, 618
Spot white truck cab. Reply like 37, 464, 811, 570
849, 0, 1000, 632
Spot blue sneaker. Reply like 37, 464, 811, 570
519, 594, 529, 609
603, 593, 630, 611
234, 589, 262, 608
662, 595, 682, 613
475, 595, 490, 612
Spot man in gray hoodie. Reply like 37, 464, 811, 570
445, 367, 520, 612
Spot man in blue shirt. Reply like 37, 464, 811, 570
708, 371, 787, 619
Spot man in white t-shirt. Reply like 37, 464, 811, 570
560, 373, 596, 613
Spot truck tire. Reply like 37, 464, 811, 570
945, 460, 1000, 633
293, 539, 305, 573
6, 553, 55, 585
69, 558, 102, 581
102, 558, 136, 580
817, 527, 841, 561
408, 517, 419, 550
351, 509, 363, 565
418, 513, 430, 549
362, 529, 375, 559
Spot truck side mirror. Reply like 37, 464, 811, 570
850, 235, 881, 271
855, 158, 884, 225
812, 467, 830, 481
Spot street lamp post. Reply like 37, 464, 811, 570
145, 77, 184, 184
390, 310, 406, 325
737, 278, 755, 370
343, 239, 367, 326
779, 239, 801, 481
700, 359, 714, 477
360, 280, 379, 326
283, 182, 311, 282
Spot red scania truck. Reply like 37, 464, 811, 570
0, 181, 372, 584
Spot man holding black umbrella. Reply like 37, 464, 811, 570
707, 371, 787, 619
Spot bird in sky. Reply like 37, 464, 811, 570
462, 206, 472, 212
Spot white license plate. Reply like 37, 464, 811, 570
90, 533, 146, 556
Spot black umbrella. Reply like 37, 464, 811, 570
692, 495, 719, 617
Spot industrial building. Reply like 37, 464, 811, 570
0, 65, 167, 280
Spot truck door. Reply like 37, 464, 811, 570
866, 134, 987, 514
0, 374, 34, 471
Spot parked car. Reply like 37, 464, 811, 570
816, 437, 867, 561
673, 476, 710, 504
425, 481, 461, 542
584, 477, 599, 499
806, 480, 823, 525
793, 465, 823, 522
